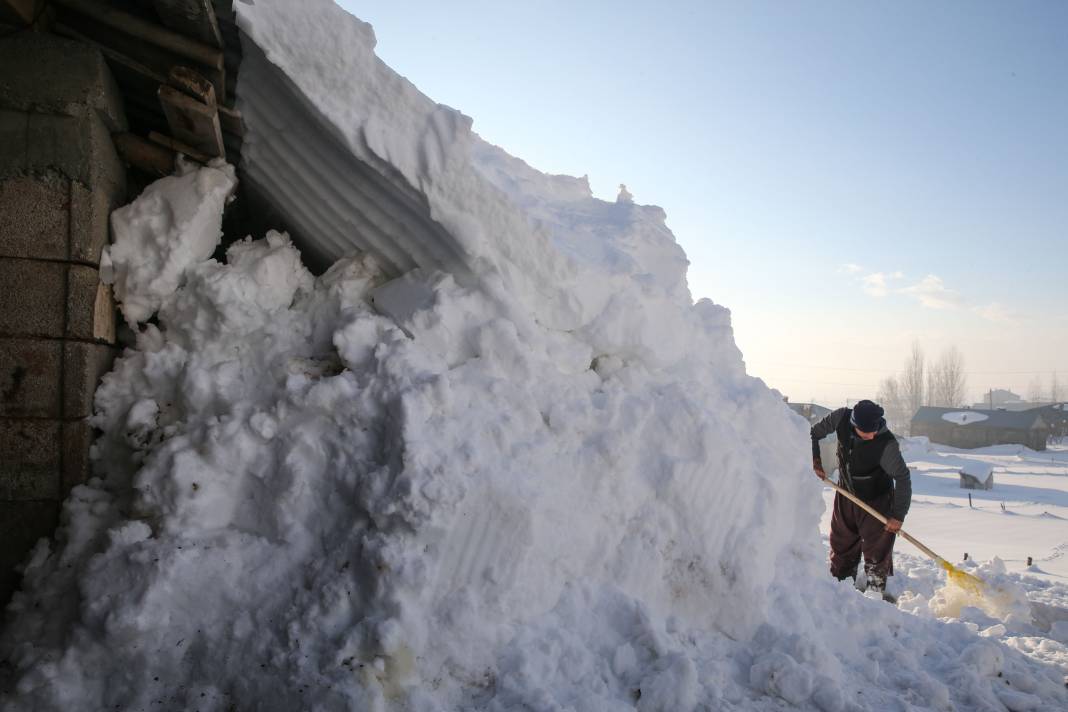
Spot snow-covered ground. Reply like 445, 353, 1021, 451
1, 1, 1067, 710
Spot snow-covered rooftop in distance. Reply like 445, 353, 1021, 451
942, 411, 989, 425
960, 460, 995, 479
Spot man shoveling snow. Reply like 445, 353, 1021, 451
811, 399, 912, 601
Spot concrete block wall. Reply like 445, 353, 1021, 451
0, 31, 127, 610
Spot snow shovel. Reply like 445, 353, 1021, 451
823, 479, 986, 594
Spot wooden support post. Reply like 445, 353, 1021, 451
158, 83, 224, 159
113, 132, 176, 177
168, 66, 216, 105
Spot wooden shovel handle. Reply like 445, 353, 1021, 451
824, 479, 943, 563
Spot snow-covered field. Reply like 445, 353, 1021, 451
1, 1, 1067, 710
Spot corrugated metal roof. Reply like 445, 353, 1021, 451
911, 406, 1048, 430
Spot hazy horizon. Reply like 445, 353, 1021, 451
340, 0, 1067, 407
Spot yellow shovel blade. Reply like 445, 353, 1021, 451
939, 558, 986, 594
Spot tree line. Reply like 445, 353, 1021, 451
877, 343, 966, 433
877, 343, 1062, 434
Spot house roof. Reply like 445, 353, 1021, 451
1029, 403, 1068, 424
911, 406, 1048, 431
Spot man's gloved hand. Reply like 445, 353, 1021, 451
884, 518, 903, 533
813, 459, 827, 480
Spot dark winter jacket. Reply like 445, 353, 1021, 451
811, 407, 912, 520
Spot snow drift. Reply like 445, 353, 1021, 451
1, 1, 1066, 710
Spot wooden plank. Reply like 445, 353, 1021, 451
113, 132, 176, 177
55, 21, 243, 145
55, 21, 168, 85
53, 0, 225, 96
168, 65, 215, 106
217, 104, 243, 138
158, 84, 224, 158
148, 130, 211, 164
152, 0, 222, 49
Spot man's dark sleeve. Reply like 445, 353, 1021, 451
880, 438, 912, 520
810, 408, 848, 464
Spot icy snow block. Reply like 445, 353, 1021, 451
0, 337, 63, 418
370, 274, 437, 326
0, 31, 127, 132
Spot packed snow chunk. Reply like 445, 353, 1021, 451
941, 411, 989, 425
636, 653, 698, 712
997, 689, 1045, 712
749, 651, 814, 706
961, 460, 995, 480
102, 160, 237, 325
929, 558, 1032, 623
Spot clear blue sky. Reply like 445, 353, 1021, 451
338, 1, 1068, 406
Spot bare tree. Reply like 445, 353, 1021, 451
1053, 371, 1061, 404
1028, 376, 1046, 404
928, 346, 967, 407
877, 375, 909, 433
901, 341, 926, 421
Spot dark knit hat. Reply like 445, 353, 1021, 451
850, 400, 885, 433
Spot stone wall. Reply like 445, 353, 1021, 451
0, 31, 126, 610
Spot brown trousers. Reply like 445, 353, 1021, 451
829, 490, 896, 588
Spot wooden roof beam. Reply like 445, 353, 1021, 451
152, 0, 223, 49
53, 0, 225, 97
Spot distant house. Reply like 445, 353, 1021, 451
959, 461, 994, 490
911, 407, 1050, 451
972, 389, 1023, 410
1030, 403, 1068, 439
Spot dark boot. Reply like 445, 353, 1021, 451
865, 575, 896, 604
835, 565, 858, 584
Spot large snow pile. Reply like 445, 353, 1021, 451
2, 1, 1067, 710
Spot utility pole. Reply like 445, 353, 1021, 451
989, 388, 993, 410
